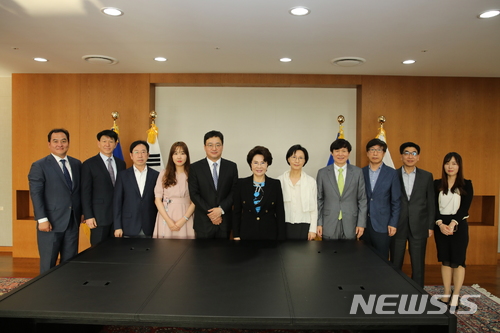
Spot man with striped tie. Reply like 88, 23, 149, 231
81, 130, 126, 246
28, 129, 82, 273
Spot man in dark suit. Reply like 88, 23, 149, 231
362, 138, 401, 259
81, 130, 126, 246
390, 142, 435, 287
188, 130, 238, 239
28, 128, 82, 274
113, 140, 159, 237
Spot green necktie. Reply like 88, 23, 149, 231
338, 168, 344, 219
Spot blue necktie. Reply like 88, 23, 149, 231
60, 159, 73, 190
212, 162, 218, 190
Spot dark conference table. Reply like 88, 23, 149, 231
0, 239, 455, 332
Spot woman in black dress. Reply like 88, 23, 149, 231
434, 152, 473, 308
233, 146, 285, 240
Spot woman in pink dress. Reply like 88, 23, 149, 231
153, 141, 195, 239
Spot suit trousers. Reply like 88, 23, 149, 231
195, 224, 228, 239
37, 212, 79, 274
362, 219, 391, 260
390, 230, 427, 287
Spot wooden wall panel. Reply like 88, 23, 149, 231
79, 74, 152, 166
12, 73, 500, 264
12, 74, 151, 258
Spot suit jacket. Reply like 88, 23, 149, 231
113, 166, 159, 237
81, 154, 126, 226
317, 164, 367, 239
232, 176, 286, 240
188, 158, 238, 234
395, 167, 435, 239
28, 154, 82, 232
362, 163, 401, 233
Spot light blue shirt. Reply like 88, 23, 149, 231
401, 167, 417, 199
368, 164, 382, 191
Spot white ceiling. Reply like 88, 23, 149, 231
1, 0, 499, 78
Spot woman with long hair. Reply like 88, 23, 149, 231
434, 152, 473, 309
153, 141, 195, 239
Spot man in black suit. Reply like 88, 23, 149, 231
81, 130, 126, 246
390, 142, 435, 287
28, 128, 82, 274
113, 140, 159, 238
188, 130, 238, 239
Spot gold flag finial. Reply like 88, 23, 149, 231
337, 115, 345, 139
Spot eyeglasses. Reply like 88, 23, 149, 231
403, 151, 418, 156
206, 143, 222, 149
368, 148, 383, 153
290, 156, 305, 160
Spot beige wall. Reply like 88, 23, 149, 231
0, 77, 12, 246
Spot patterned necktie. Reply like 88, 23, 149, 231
60, 159, 73, 190
107, 158, 115, 186
338, 168, 344, 219
212, 162, 218, 190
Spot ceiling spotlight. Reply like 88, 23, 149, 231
280, 58, 292, 63
289, 7, 310, 16
478, 10, 500, 19
402, 60, 416, 65
34, 57, 48, 62
154, 57, 167, 62
101, 7, 124, 17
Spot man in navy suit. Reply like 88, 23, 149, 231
81, 130, 126, 246
362, 138, 401, 259
390, 142, 435, 287
28, 128, 82, 274
113, 140, 159, 238
188, 130, 238, 239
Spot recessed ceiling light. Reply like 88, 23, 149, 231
34, 57, 48, 62
478, 10, 500, 19
280, 58, 292, 63
402, 60, 416, 65
101, 7, 124, 17
289, 7, 310, 16
154, 57, 167, 62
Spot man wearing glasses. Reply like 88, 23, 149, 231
390, 142, 435, 287
188, 130, 238, 239
362, 139, 401, 259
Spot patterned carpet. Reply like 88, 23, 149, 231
1, 278, 499, 332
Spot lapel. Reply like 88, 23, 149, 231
127, 167, 142, 198
68, 156, 79, 190
48, 155, 72, 193
202, 158, 217, 192
326, 164, 341, 196
398, 167, 409, 202
95, 154, 114, 187
363, 166, 372, 196
371, 163, 388, 195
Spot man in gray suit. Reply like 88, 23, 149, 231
390, 142, 435, 287
317, 139, 367, 240
28, 128, 82, 274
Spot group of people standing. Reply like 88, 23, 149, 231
29, 128, 473, 309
